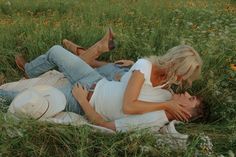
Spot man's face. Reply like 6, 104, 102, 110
172, 92, 202, 120
172, 92, 200, 108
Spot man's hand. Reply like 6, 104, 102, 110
114, 60, 134, 67
72, 83, 88, 103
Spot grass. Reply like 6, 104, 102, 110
0, 0, 235, 156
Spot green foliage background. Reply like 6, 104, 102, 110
0, 0, 235, 156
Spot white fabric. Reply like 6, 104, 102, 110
120, 59, 152, 85
90, 59, 172, 121
43, 112, 115, 133
159, 120, 188, 139
115, 110, 169, 132
121, 59, 172, 102
89, 78, 126, 121
0, 70, 68, 92
158, 120, 189, 150
44, 112, 87, 125
8, 85, 66, 120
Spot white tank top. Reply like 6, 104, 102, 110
89, 59, 172, 121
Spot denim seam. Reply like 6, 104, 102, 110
25, 60, 50, 78
47, 52, 76, 84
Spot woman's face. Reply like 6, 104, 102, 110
172, 92, 200, 108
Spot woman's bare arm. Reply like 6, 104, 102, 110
72, 84, 116, 130
123, 70, 191, 121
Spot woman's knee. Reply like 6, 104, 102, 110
48, 45, 64, 55
51, 45, 63, 50
47, 45, 70, 61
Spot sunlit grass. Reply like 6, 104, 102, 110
0, 0, 235, 156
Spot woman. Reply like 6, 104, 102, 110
70, 44, 203, 131
61, 38, 204, 131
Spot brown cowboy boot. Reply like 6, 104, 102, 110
84, 28, 115, 54
80, 28, 115, 61
63, 28, 115, 57
0, 74, 5, 85
15, 54, 29, 79
62, 39, 86, 56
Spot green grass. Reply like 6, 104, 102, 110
0, 0, 236, 156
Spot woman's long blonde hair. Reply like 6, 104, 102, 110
146, 45, 203, 87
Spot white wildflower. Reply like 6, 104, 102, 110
186, 22, 193, 26
140, 145, 152, 153
5, 1, 11, 6
228, 150, 235, 157
197, 133, 214, 155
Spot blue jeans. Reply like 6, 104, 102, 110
1, 45, 102, 115
0, 45, 130, 114
96, 63, 129, 81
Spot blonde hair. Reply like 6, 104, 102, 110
145, 45, 202, 86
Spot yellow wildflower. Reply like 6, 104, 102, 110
230, 64, 236, 71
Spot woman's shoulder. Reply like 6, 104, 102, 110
135, 58, 152, 65
120, 58, 152, 83
128, 58, 152, 81
132, 58, 152, 69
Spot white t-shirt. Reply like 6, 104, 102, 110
90, 59, 172, 121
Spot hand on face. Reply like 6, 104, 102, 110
165, 100, 192, 122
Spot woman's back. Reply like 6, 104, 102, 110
90, 59, 173, 121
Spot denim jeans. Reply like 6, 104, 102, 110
0, 45, 130, 115
1, 45, 102, 115
96, 63, 129, 81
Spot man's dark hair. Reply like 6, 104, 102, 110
189, 96, 210, 122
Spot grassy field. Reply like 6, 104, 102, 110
0, 0, 235, 156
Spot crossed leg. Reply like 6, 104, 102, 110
15, 28, 115, 78
62, 28, 115, 68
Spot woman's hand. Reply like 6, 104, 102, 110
72, 83, 88, 103
165, 100, 192, 122
114, 60, 134, 67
